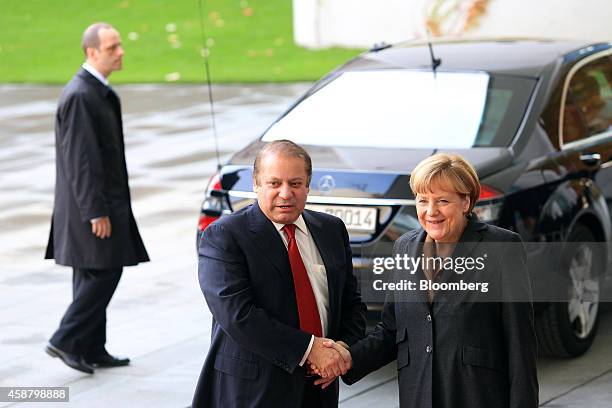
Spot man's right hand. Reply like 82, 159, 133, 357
307, 337, 351, 378
313, 340, 351, 388
91, 216, 112, 239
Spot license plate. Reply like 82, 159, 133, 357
306, 204, 377, 233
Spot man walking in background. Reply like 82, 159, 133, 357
45, 22, 149, 374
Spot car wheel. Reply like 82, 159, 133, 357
536, 224, 602, 358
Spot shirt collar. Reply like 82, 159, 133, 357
82, 62, 109, 86
272, 214, 309, 237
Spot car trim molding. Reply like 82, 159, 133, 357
510, 76, 543, 150
227, 190, 416, 206
561, 130, 612, 152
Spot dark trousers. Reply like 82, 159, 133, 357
301, 377, 324, 408
50, 267, 122, 356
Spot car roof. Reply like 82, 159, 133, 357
344, 38, 610, 78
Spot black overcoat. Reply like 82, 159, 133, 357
45, 68, 149, 268
344, 220, 539, 408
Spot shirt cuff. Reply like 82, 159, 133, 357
299, 335, 315, 367
90, 217, 103, 224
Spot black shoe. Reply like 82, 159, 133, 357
45, 343, 94, 374
85, 351, 130, 367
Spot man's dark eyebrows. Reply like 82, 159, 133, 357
104, 41, 122, 50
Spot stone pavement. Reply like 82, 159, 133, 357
1, 85, 611, 407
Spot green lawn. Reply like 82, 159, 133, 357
0, 0, 364, 83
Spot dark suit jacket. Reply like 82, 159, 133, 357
193, 202, 367, 408
344, 219, 538, 408
45, 68, 149, 268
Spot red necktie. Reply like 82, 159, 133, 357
283, 224, 323, 337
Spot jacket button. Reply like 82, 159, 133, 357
426, 345, 432, 353
426, 314, 432, 322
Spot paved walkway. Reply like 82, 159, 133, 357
0, 85, 611, 407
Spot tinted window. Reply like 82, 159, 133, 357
262, 70, 536, 148
563, 56, 612, 145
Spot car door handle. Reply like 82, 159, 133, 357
580, 153, 601, 167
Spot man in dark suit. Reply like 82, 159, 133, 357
45, 22, 149, 374
192, 140, 367, 407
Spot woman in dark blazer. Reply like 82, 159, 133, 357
320, 153, 539, 408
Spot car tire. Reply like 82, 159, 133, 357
536, 224, 602, 358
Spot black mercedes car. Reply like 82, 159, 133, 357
197, 39, 612, 358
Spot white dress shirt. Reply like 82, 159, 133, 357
272, 215, 330, 366
82, 62, 109, 86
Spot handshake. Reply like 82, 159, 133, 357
306, 337, 352, 389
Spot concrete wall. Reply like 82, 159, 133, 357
293, 0, 612, 49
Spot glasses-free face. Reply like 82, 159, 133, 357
416, 184, 470, 243
88, 28, 124, 77
254, 154, 310, 224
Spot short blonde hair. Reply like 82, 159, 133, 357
409, 153, 480, 214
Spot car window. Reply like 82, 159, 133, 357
262, 70, 536, 148
562, 56, 612, 145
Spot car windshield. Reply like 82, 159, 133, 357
262, 70, 536, 148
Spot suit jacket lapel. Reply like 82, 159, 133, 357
434, 218, 487, 312
78, 68, 112, 97
302, 210, 340, 318
302, 210, 338, 318
247, 202, 292, 282
441, 219, 487, 285
78, 69, 123, 123
454, 218, 486, 257
396, 229, 430, 306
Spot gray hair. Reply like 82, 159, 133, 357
253, 139, 312, 185
81, 22, 113, 55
